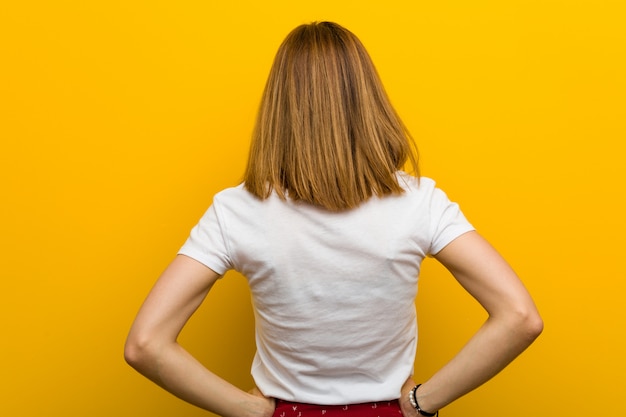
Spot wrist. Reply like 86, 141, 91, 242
409, 384, 438, 417
245, 390, 275, 417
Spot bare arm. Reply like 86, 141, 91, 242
124, 255, 275, 417
399, 231, 543, 415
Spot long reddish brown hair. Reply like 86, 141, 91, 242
244, 21, 419, 211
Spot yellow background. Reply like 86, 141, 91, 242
1, 1, 624, 416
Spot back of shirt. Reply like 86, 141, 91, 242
178, 173, 474, 405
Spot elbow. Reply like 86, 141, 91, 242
524, 311, 544, 342
515, 305, 544, 344
123, 335, 144, 370
532, 312, 544, 339
494, 302, 543, 346
124, 338, 140, 369
124, 332, 157, 372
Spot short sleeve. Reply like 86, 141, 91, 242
178, 203, 233, 275
428, 187, 475, 255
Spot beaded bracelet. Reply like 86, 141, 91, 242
408, 384, 439, 417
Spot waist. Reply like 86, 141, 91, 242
273, 399, 401, 417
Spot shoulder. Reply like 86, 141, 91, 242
213, 183, 262, 206
211, 184, 281, 223
396, 171, 438, 195
394, 173, 463, 215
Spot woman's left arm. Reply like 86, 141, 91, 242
399, 231, 543, 416
124, 254, 275, 417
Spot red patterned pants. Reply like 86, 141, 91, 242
273, 399, 403, 417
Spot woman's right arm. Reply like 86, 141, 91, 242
124, 254, 275, 417
400, 231, 543, 416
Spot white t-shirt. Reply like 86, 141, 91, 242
178, 173, 474, 405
